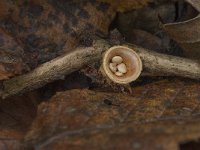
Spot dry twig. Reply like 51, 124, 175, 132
0, 39, 199, 99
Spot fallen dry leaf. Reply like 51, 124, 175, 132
22, 78, 200, 150
98, 0, 149, 12
187, 0, 200, 11
0, 91, 41, 150
0, 0, 115, 80
164, 0, 200, 59
117, 1, 178, 55
0, 28, 28, 80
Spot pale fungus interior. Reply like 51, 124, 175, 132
103, 46, 142, 84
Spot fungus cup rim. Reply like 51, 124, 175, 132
103, 46, 142, 84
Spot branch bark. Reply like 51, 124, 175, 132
1, 39, 200, 99
132, 44, 200, 79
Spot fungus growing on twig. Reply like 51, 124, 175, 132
102, 46, 142, 84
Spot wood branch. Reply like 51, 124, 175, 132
1, 39, 200, 99
132, 44, 200, 79
0, 40, 110, 99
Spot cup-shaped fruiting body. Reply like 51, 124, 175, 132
102, 46, 142, 84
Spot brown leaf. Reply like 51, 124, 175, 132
24, 79, 200, 150
0, 0, 115, 80
0, 91, 41, 150
98, 0, 149, 12
163, 0, 200, 59
187, 0, 200, 11
0, 29, 28, 80
117, 2, 177, 55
